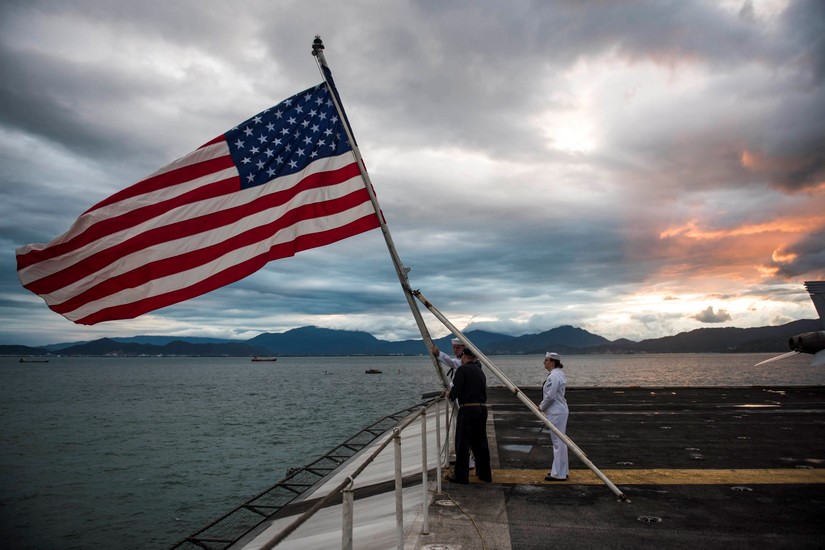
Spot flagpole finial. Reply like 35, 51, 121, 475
312, 35, 325, 57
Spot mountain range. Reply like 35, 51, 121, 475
2, 319, 819, 357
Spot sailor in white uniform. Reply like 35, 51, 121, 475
431, 338, 464, 382
539, 351, 569, 481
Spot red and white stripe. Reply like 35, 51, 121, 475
16, 139, 379, 325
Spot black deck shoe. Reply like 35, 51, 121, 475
544, 475, 567, 481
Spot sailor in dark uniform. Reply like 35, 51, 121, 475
447, 348, 492, 484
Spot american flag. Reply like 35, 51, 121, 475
16, 82, 381, 325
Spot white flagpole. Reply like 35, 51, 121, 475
311, 36, 449, 389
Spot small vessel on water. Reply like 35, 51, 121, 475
251, 357, 277, 362
364, 368, 382, 374
19, 358, 49, 363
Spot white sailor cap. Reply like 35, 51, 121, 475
545, 352, 561, 361
451, 338, 463, 346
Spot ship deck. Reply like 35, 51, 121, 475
232, 385, 825, 549
411, 385, 825, 549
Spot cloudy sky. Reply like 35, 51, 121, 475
2, 0, 823, 347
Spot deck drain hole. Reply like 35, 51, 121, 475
731, 486, 753, 492
435, 500, 458, 507
685, 447, 700, 451
689, 454, 705, 460
616, 461, 634, 466
637, 515, 662, 523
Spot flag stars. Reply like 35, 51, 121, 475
228, 86, 349, 189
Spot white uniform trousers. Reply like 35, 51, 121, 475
547, 410, 569, 479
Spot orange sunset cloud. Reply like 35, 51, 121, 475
659, 217, 824, 241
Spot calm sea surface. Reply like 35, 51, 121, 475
1, 353, 822, 549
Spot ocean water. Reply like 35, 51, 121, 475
0, 352, 821, 549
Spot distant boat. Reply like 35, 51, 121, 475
322, 370, 334, 375
365, 368, 382, 374
19, 358, 49, 363
251, 357, 277, 362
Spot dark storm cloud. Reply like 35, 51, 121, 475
773, 230, 825, 278
1, 0, 823, 347
693, 306, 733, 323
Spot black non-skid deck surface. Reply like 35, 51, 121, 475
498, 386, 825, 470
426, 386, 825, 549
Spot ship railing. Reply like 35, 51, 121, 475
169, 393, 452, 550
262, 395, 450, 549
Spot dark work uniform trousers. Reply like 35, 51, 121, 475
454, 405, 492, 482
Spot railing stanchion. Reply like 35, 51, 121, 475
435, 398, 442, 494
342, 477, 354, 550
393, 429, 404, 550
420, 407, 430, 535
258, 400, 440, 549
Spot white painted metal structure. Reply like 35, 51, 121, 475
233, 398, 450, 549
